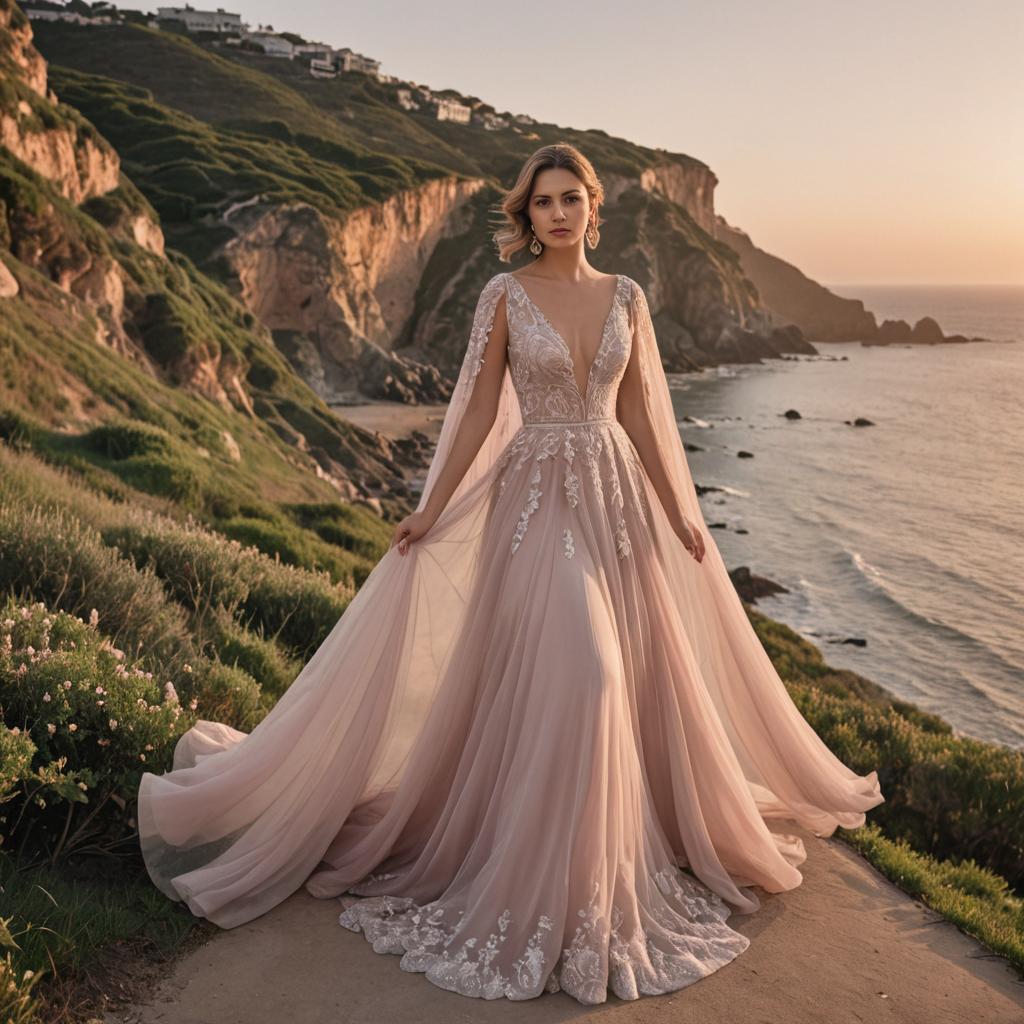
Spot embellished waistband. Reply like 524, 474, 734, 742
519, 417, 618, 428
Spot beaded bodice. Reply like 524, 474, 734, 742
501, 273, 633, 424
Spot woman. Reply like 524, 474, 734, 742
137, 143, 884, 1005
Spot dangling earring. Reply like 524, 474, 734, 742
585, 219, 600, 249
529, 224, 543, 257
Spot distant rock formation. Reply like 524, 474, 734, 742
713, 215, 992, 348
728, 566, 789, 604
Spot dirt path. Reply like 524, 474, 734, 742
104, 824, 1022, 1024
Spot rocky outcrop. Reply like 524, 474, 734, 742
728, 565, 790, 604
130, 212, 165, 257
0, 0, 165, 356
635, 157, 719, 235
1, 0, 45, 97
0, 103, 121, 204
0, 258, 18, 298
223, 176, 488, 404
0, 2, 121, 205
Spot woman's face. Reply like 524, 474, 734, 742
527, 167, 594, 249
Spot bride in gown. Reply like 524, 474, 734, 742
136, 143, 884, 1004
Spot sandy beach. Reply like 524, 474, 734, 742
335, 401, 450, 443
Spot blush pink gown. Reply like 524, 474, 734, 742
137, 271, 884, 1005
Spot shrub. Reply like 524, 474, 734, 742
0, 599, 192, 863
186, 660, 264, 732
0, 503, 196, 672
103, 509, 353, 661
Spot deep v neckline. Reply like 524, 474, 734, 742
508, 272, 622, 407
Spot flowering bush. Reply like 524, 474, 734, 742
0, 598, 193, 862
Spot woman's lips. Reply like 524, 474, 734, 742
550, 229, 570, 235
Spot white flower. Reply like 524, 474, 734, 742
43, 692, 51, 702
68, 723, 77, 732
46, 723, 56, 735
188, 698, 198, 710
108, 718, 118, 729
95, 686, 106, 695
9, 726, 20, 736
62, 680, 72, 690
88, 609, 99, 627
164, 682, 179, 705
139, 753, 146, 762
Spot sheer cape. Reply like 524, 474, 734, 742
137, 272, 884, 930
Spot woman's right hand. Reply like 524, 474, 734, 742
673, 515, 706, 563
390, 510, 436, 555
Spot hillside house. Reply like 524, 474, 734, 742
435, 97, 471, 124
155, 5, 243, 33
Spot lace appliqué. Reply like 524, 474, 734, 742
606, 447, 632, 559
339, 862, 748, 1005
563, 527, 575, 559
563, 430, 580, 508
511, 467, 542, 553
581, 431, 605, 502
466, 275, 507, 388
340, 896, 554, 1000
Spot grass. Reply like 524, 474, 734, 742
841, 822, 1024, 972
0, 851, 209, 1023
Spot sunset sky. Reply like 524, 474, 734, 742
130, 0, 1023, 286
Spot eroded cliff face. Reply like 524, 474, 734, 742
223, 176, 487, 405
2, 2, 45, 95
0, 0, 165, 358
0, 4, 120, 205
636, 159, 719, 236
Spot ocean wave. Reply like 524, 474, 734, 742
844, 547, 1024, 683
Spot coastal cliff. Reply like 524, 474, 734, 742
23, 17, 843, 406
0, 0, 413, 515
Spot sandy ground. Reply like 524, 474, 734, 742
333, 401, 449, 443
103, 823, 1022, 1024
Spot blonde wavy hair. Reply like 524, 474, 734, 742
491, 142, 605, 263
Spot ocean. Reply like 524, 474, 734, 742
676, 284, 1024, 751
